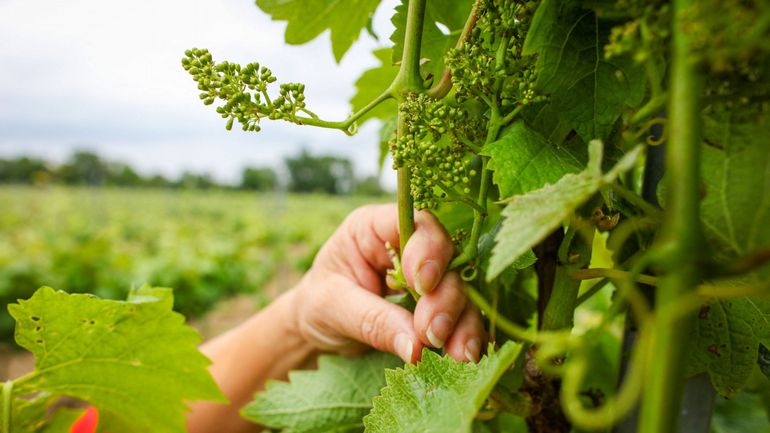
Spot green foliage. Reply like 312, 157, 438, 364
523, 0, 644, 141
255, 0, 383, 62
364, 342, 523, 433
700, 113, 770, 268
7, 286, 225, 433
488, 141, 641, 280
481, 121, 584, 198
350, 49, 398, 124
242, 352, 402, 432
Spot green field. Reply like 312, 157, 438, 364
0, 186, 387, 342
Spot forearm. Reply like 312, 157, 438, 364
187, 289, 317, 433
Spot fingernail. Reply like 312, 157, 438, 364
465, 338, 481, 363
415, 260, 439, 295
395, 333, 413, 363
426, 313, 453, 349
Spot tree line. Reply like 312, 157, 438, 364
0, 150, 385, 195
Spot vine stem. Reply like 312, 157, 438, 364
426, 0, 480, 99
638, 0, 705, 431
571, 268, 659, 286
467, 286, 536, 343
2, 380, 13, 433
392, 0, 427, 301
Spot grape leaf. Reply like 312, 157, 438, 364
242, 351, 402, 433
390, 0, 473, 82
700, 113, 770, 268
482, 120, 584, 199
363, 341, 523, 433
350, 48, 398, 124
8, 286, 225, 433
255, 0, 382, 62
487, 141, 641, 280
523, 0, 644, 141
687, 297, 770, 398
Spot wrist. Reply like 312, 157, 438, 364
268, 286, 318, 357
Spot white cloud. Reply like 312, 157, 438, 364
0, 0, 399, 186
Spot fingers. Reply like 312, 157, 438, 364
444, 303, 485, 362
413, 272, 467, 350
402, 210, 455, 296
305, 273, 423, 363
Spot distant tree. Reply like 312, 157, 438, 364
353, 176, 385, 196
0, 157, 51, 184
240, 167, 277, 191
285, 150, 353, 195
178, 172, 216, 189
106, 163, 142, 187
57, 151, 108, 186
145, 174, 173, 188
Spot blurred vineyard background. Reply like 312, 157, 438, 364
0, 150, 391, 378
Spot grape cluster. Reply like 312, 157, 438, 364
391, 94, 478, 210
182, 48, 311, 132
446, 0, 542, 112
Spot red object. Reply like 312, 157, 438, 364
70, 406, 99, 433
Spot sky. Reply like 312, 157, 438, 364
0, 0, 399, 185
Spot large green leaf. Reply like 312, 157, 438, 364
255, 0, 382, 62
350, 48, 398, 124
700, 114, 770, 266
687, 296, 770, 398
8, 286, 225, 433
390, 0, 473, 83
243, 352, 402, 433
363, 341, 523, 433
523, 0, 644, 141
487, 141, 641, 280
482, 120, 584, 199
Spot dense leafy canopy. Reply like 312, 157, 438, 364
487, 141, 641, 279
523, 0, 644, 142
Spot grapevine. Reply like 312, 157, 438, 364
3, 0, 769, 432
179, 1, 770, 431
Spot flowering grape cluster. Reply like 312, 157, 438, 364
391, 94, 478, 210
446, 0, 543, 112
182, 48, 312, 132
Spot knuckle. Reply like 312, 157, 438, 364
359, 308, 388, 348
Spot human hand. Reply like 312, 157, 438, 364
290, 204, 485, 363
